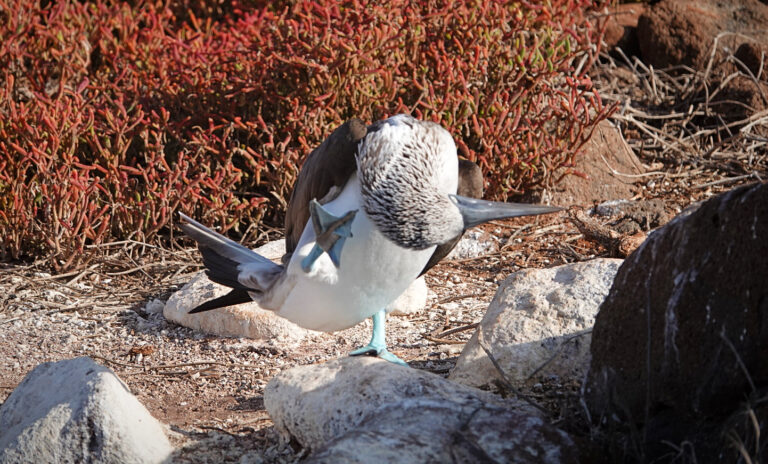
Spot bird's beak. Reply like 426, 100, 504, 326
449, 194, 563, 229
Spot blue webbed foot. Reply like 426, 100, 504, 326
348, 310, 408, 367
349, 344, 408, 366
301, 199, 357, 273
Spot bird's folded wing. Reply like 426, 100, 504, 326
284, 119, 368, 253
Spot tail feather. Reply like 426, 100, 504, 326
188, 288, 252, 314
179, 213, 276, 267
179, 213, 283, 296
198, 246, 250, 290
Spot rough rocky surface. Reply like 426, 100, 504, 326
0, 357, 173, 464
637, 0, 768, 69
450, 259, 623, 389
265, 357, 519, 448
635, 0, 768, 126
593, 199, 670, 235
446, 228, 501, 260
602, 2, 646, 55
266, 357, 578, 463
308, 402, 577, 464
165, 239, 429, 337
735, 41, 768, 78
585, 182, 768, 461
531, 120, 644, 206
164, 271, 314, 344
715, 74, 768, 121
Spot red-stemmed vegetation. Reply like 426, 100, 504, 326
0, 0, 611, 270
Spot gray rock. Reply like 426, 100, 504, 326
446, 229, 500, 260
450, 259, 623, 388
386, 276, 427, 316
0, 357, 173, 464
309, 401, 577, 464
164, 271, 313, 344
585, 182, 768, 462
165, 239, 428, 337
265, 357, 577, 463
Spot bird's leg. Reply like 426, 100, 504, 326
349, 310, 407, 366
301, 199, 357, 273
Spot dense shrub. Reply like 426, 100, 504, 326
0, 0, 612, 270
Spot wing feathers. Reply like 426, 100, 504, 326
188, 289, 252, 314
179, 213, 282, 295
285, 119, 367, 253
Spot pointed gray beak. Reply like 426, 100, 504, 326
449, 194, 563, 230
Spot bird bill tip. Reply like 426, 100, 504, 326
450, 194, 562, 229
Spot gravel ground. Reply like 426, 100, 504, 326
0, 216, 586, 462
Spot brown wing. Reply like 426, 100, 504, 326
284, 119, 368, 254
419, 159, 484, 276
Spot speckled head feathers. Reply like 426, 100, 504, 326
356, 115, 463, 249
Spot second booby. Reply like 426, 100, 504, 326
180, 114, 560, 365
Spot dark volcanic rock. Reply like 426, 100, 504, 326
735, 42, 768, 78
637, 0, 768, 69
585, 182, 768, 461
602, 3, 646, 56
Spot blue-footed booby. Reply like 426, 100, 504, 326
179, 114, 561, 365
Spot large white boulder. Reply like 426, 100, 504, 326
450, 258, 623, 388
164, 271, 313, 343
265, 357, 577, 462
0, 357, 173, 464
164, 239, 312, 343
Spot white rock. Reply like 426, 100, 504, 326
387, 276, 428, 316
309, 403, 577, 464
593, 199, 631, 216
0, 357, 173, 464
164, 273, 311, 343
265, 357, 521, 448
248, 238, 287, 261
447, 229, 499, 260
450, 258, 623, 388
266, 357, 576, 463
164, 239, 312, 344
142, 298, 165, 314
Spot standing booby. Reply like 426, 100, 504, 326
179, 114, 561, 365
